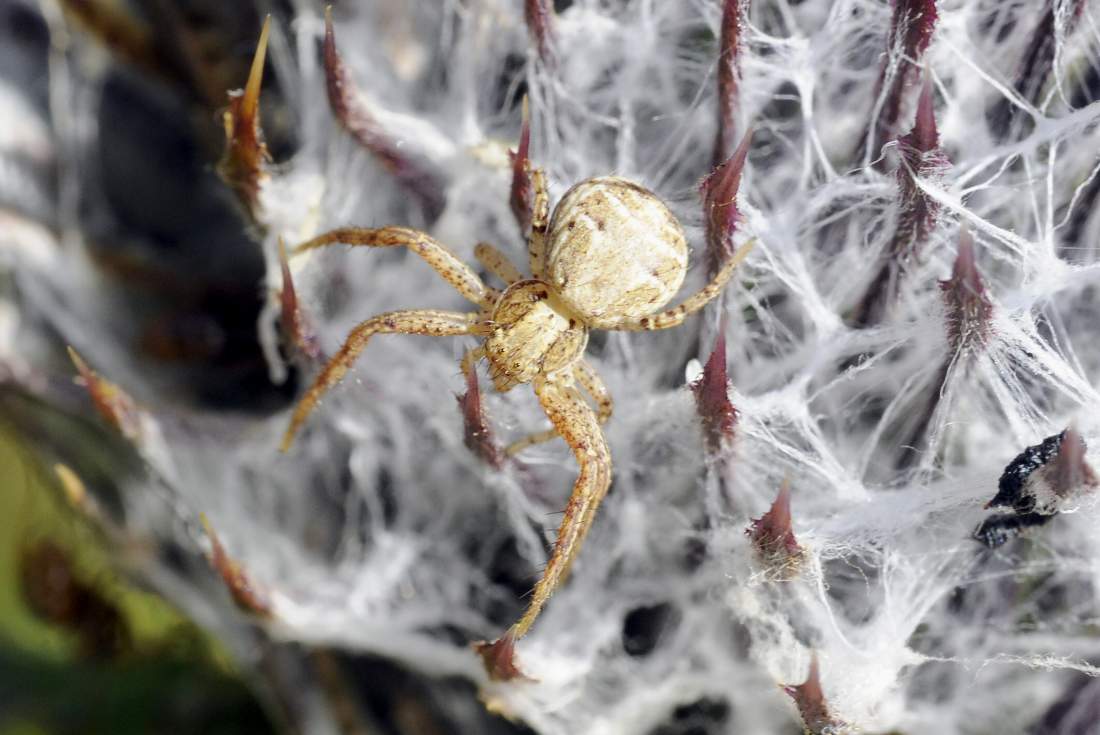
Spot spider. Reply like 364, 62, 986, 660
279, 157, 753, 678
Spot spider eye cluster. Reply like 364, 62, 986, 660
546, 177, 689, 323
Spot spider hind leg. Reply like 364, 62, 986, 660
505, 360, 612, 456
476, 372, 611, 680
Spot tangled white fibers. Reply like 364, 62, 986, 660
3, 0, 1100, 733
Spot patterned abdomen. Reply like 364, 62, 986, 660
546, 177, 689, 324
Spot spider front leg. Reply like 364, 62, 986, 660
476, 372, 611, 679
281, 310, 480, 451
474, 242, 524, 285
294, 227, 494, 308
527, 168, 550, 281
596, 239, 755, 331
460, 345, 486, 378
505, 360, 612, 456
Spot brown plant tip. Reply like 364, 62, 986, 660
510, 97, 535, 236
986, 428, 1097, 515
782, 655, 848, 735
903, 76, 940, 155
457, 368, 504, 469
940, 227, 993, 354
974, 428, 1096, 549
218, 16, 272, 217
865, 0, 938, 163
702, 129, 753, 277
68, 346, 143, 444
747, 480, 803, 565
202, 515, 273, 617
474, 629, 534, 682
278, 239, 321, 361
524, 0, 557, 65
323, 7, 446, 221
1045, 427, 1098, 499
713, 0, 747, 168
691, 330, 738, 455
892, 75, 948, 257
851, 76, 948, 328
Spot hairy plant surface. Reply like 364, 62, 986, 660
3, 1, 1100, 733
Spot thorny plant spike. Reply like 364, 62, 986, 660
219, 16, 271, 221
747, 479, 804, 574
851, 77, 948, 328
863, 0, 938, 165
202, 515, 272, 617
940, 227, 993, 355
67, 347, 143, 445
692, 329, 738, 456
277, 75, 755, 676
713, 0, 748, 169
510, 98, 535, 237
783, 654, 849, 735
322, 7, 447, 222
890, 227, 992, 470
975, 428, 1098, 548
524, 0, 557, 66
457, 367, 504, 469
277, 239, 320, 362
703, 129, 753, 277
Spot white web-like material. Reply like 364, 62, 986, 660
4, 0, 1100, 732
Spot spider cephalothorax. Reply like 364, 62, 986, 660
280, 163, 753, 679
484, 279, 587, 392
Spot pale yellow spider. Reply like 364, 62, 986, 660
279, 166, 753, 678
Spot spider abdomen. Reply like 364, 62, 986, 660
546, 177, 689, 324
485, 280, 588, 392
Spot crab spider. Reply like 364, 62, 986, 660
279, 167, 753, 678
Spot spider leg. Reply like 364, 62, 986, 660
504, 359, 612, 456
574, 359, 613, 425
281, 309, 480, 451
475, 373, 610, 677
527, 168, 550, 281
294, 227, 494, 308
596, 239, 755, 331
504, 428, 558, 457
513, 373, 611, 638
474, 242, 524, 285
460, 345, 485, 377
